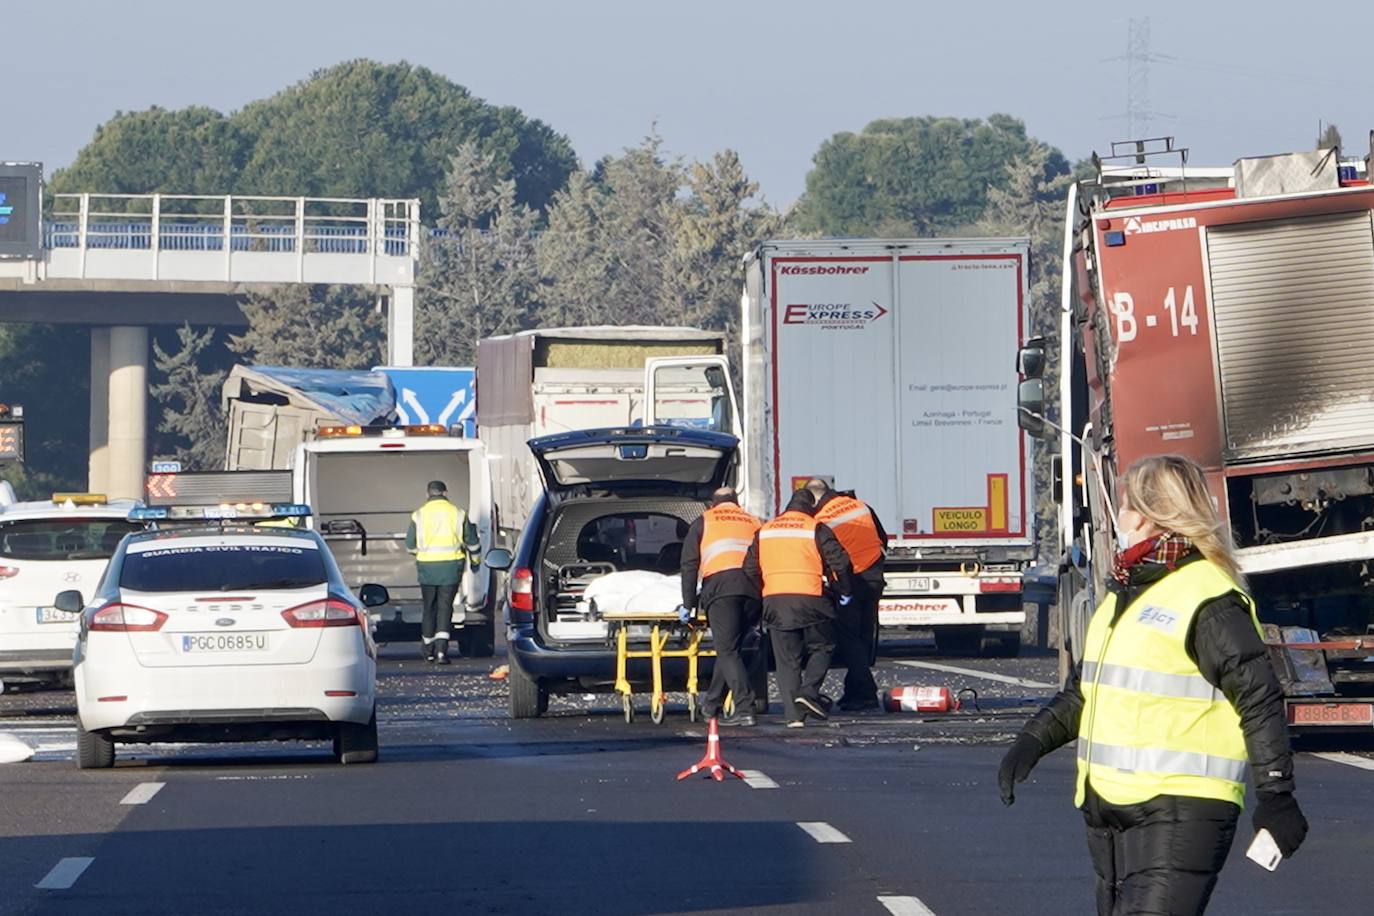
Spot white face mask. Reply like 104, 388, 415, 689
1116, 506, 1155, 550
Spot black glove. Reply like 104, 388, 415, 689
997, 733, 1044, 806
1253, 791, 1309, 858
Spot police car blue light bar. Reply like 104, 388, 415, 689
129, 503, 311, 522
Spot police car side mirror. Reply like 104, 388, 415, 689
358, 584, 390, 608
484, 548, 513, 571
54, 590, 85, 614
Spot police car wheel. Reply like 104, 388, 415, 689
76, 722, 115, 770
335, 709, 379, 765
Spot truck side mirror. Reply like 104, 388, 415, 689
1018, 378, 1049, 439
1017, 337, 1047, 379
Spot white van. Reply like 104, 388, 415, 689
293, 427, 498, 656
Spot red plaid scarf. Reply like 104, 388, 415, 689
1111, 533, 1193, 586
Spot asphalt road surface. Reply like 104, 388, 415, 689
2, 639, 1371, 915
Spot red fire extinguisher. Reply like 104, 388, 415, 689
882, 686, 978, 713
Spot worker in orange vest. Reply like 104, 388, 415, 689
680, 487, 763, 726
743, 488, 854, 728
807, 479, 886, 711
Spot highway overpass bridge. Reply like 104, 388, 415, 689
0, 188, 420, 499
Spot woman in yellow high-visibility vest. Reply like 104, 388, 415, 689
999, 455, 1308, 915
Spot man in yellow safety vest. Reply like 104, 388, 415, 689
406, 480, 479, 664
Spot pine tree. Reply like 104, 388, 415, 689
415, 143, 544, 366
230, 286, 385, 368
150, 324, 227, 470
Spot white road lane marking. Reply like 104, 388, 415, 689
35, 857, 94, 890
740, 769, 779, 789
1312, 752, 1374, 772
120, 782, 165, 805
796, 821, 851, 844
878, 895, 937, 916
895, 660, 1055, 690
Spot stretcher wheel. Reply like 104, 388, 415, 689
651, 697, 666, 725
687, 694, 699, 723
622, 695, 635, 723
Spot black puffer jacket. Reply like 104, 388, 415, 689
1022, 551, 1295, 799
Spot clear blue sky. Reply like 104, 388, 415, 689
4, 0, 1370, 208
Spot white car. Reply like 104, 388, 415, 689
0, 491, 146, 687
68, 507, 388, 768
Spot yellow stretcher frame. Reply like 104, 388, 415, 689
604, 609, 715, 724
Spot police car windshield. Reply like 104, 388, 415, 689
0, 518, 144, 561
119, 543, 327, 593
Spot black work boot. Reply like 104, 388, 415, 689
434, 638, 451, 665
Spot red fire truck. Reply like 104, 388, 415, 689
1020, 135, 1374, 731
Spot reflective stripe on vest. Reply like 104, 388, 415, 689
759, 512, 823, 597
816, 496, 883, 574
1075, 740, 1249, 785
1075, 559, 1258, 809
413, 500, 465, 563
699, 504, 761, 578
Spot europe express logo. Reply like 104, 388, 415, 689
0, 193, 12, 225
783, 300, 889, 327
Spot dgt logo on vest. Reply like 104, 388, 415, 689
782, 301, 889, 329
1136, 605, 1179, 632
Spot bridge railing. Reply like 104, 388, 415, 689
46, 194, 421, 258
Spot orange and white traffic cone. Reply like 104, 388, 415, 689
676, 716, 745, 782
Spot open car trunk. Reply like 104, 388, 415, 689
536, 495, 708, 644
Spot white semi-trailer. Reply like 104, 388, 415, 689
741, 238, 1035, 655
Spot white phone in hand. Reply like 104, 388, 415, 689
1246, 828, 1282, 871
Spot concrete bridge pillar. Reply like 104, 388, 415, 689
105, 327, 148, 501
88, 328, 110, 493
388, 286, 414, 367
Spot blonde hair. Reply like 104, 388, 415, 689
1123, 455, 1245, 586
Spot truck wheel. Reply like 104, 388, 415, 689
460, 618, 496, 658
508, 660, 547, 719
980, 634, 1021, 658
76, 722, 115, 770
335, 708, 379, 764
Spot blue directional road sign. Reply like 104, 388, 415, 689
375, 367, 477, 436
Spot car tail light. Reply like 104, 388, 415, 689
0, 566, 18, 579
90, 603, 168, 632
510, 567, 535, 614
282, 598, 361, 628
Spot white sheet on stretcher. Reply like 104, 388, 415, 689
579, 570, 682, 617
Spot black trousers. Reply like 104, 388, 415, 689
1082, 787, 1240, 916
702, 596, 760, 716
421, 583, 458, 656
769, 621, 836, 721
835, 573, 882, 703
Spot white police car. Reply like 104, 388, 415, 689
65, 502, 388, 768
0, 491, 146, 687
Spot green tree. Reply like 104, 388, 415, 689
0, 325, 91, 494
49, 107, 250, 196
230, 285, 386, 368
795, 114, 1069, 237
973, 142, 1073, 559
150, 325, 228, 470
540, 133, 684, 326
666, 150, 781, 334
415, 143, 544, 366
234, 60, 577, 216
